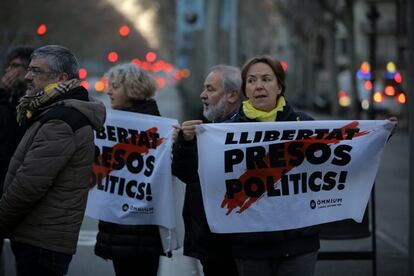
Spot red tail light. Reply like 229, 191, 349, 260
364, 81, 373, 90
337, 90, 347, 98
384, 86, 395, 96
397, 93, 406, 104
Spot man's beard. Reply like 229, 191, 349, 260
25, 83, 41, 97
203, 95, 227, 122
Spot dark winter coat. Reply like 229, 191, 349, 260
0, 86, 106, 254
225, 101, 320, 259
0, 89, 21, 189
172, 110, 237, 262
94, 99, 164, 260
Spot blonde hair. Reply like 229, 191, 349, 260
105, 63, 157, 101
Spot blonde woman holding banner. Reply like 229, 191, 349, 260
94, 63, 164, 276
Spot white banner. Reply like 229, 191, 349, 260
86, 109, 178, 229
196, 120, 394, 233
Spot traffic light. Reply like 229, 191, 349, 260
177, 0, 204, 32
176, 0, 204, 53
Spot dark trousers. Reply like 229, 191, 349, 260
200, 256, 239, 276
112, 256, 160, 276
0, 239, 4, 276
235, 251, 318, 276
11, 241, 72, 276
0, 239, 3, 259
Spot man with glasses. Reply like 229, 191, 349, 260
0, 45, 106, 276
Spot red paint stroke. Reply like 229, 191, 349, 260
221, 121, 369, 215
92, 127, 164, 186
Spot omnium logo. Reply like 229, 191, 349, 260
310, 198, 343, 209
121, 203, 154, 214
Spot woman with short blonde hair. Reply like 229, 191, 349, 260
95, 63, 163, 276
105, 63, 157, 103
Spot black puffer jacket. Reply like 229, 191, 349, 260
0, 90, 20, 189
225, 101, 320, 259
94, 99, 164, 260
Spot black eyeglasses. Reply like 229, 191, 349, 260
26, 66, 57, 76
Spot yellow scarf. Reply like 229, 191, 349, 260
44, 82, 60, 93
24, 83, 59, 119
243, 96, 286, 122
17, 80, 81, 124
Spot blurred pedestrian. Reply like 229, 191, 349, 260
225, 55, 319, 276
1, 46, 34, 105
94, 63, 166, 276
0, 46, 33, 185
0, 45, 33, 276
172, 65, 242, 276
0, 44, 106, 276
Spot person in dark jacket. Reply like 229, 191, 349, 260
94, 63, 164, 276
0, 46, 34, 186
0, 45, 106, 276
225, 55, 319, 276
172, 65, 242, 276
0, 45, 34, 276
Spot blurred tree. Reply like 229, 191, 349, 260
0, 0, 152, 75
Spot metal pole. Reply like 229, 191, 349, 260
408, 0, 414, 273
371, 186, 377, 276
366, 4, 379, 275
367, 4, 379, 120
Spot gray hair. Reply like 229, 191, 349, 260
208, 64, 242, 103
31, 45, 78, 79
105, 63, 157, 101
